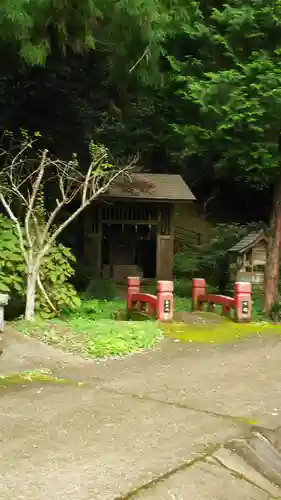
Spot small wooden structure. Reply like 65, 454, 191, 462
228, 229, 268, 285
82, 173, 195, 281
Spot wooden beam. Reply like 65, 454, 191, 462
101, 219, 158, 225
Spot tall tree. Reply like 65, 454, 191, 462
0, 134, 136, 320
0, 0, 189, 74
170, 0, 281, 310
0, 0, 194, 167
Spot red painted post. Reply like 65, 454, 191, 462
192, 278, 206, 311
127, 276, 140, 312
156, 281, 174, 322
234, 282, 252, 322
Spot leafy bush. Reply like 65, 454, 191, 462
38, 244, 81, 318
173, 249, 200, 280
0, 214, 80, 318
0, 214, 25, 292
174, 278, 217, 298
174, 222, 262, 292
64, 297, 122, 320
174, 279, 194, 298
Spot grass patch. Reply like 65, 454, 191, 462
67, 298, 124, 320
14, 298, 163, 358
174, 295, 192, 312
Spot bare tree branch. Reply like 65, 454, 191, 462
82, 153, 107, 205
37, 158, 136, 263
129, 44, 150, 74
37, 274, 57, 314
202, 187, 219, 219
24, 149, 48, 250
0, 137, 139, 320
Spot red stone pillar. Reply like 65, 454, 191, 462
192, 278, 206, 311
234, 282, 252, 322
157, 281, 174, 322
127, 276, 140, 312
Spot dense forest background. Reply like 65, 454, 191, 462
0, 0, 276, 222
1, 0, 281, 315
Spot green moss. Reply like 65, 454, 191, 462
0, 369, 86, 389
163, 320, 279, 344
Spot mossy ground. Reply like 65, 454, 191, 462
12, 292, 281, 357
0, 369, 87, 389
163, 314, 281, 344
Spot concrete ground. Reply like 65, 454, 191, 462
1, 328, 281, 499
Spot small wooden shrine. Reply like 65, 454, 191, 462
82, 173, 195, 281
228, 229, 268, 285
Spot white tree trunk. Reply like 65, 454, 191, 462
25, 267, 38, 321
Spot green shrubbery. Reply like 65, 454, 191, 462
17, 296, 163, 358
0, 214, 80, 318
174, 222, 261, 293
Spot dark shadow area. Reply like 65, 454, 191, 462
102, 223, 157, 279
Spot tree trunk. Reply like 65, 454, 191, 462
25, 267, 38, 321
263, 175, 281, 312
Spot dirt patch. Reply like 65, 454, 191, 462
173, 311, 227, 325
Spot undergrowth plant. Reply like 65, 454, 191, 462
0, 214, 80, 318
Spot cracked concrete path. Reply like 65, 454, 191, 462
1, 329, 281, 499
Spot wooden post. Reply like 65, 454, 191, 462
234, 281, 252, 322
83, 205, 102, 277
127, 276, 140, 311
192, 278, 206, 311
157, 280, 174, 322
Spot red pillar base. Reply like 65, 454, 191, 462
234, 282, 252, 322
157, 281, 174, 322
192, 278, 206, 311
127, 276, 140, 311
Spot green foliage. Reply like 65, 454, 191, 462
0, 213, 25, 295
174, 249, 201, 280
0, 0, 98, 65
174, 223, 260, 291
16, 297, 163, 358
173, 278, 195, 298
0, 0, 190, 80
0, 214, 80, 318
86, 320, 162, 357
65, 297, 122, 320
0, 0, 279, 282
171, 0, 281, 187
38, 244, 81, 318
269, 302, 281, 323
173, 278, 215, 298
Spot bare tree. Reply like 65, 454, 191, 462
0, 137, 136, 320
